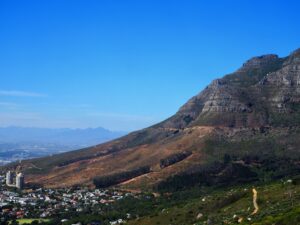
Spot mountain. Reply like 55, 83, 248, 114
0, 127, 126, 146
6, 48, 300, 190
0, 127, 126, 165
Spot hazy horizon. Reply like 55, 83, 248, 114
0, 125, 127, 132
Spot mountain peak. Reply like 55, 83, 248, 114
238, 54, 279, 71
285, 48, 300, 65
162, 48, 300, 129
291, 48, 300, 56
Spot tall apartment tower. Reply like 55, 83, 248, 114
16, 173, 25, 190
6, 171, 13, 186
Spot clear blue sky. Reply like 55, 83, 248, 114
0, 0, 299, 131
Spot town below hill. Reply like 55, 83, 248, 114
0, 170, 299, 225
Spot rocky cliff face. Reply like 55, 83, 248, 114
161, 49, 300, 128
238, 54, 280, 72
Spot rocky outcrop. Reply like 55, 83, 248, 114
160, 49, 300, 128
200, 81, 251, 113
257, 56, 300, 115
284, 48, 300, 65
238, 54, 279, 72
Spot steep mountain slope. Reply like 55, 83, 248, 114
6, 48, 300, 189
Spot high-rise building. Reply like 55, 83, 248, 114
16, 173, 24, 190
6, 171, 13, 186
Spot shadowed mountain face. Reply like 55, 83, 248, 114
7, 49, 300, 190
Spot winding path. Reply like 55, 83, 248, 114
251, 188, 259, 215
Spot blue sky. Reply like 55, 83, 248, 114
0, 0, 299, 131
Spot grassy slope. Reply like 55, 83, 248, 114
13, 219, 50, 225
127, 179, 300, 225
23, 179, 299, 225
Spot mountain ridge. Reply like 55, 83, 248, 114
5, 48, 300, 190
159, 50, 299, 129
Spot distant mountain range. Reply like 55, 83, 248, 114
5, 48, 300, 190
0, 127, 126, 165
0, 127, 126, 146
